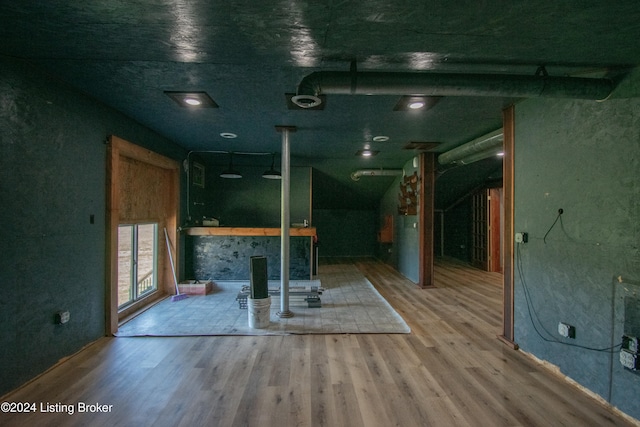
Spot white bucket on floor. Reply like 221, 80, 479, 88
247, 296, 271, 328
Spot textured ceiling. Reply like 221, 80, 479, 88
2, 1, 639, 209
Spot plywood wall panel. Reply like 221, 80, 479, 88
118, 156, 171, 223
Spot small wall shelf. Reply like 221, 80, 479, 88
398, 172, 419, 215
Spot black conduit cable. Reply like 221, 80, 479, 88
543, 208, 564, 244
516, 242, 623, 353
517, 243, 558, 340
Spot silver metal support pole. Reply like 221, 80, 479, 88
276, 126, 296, 318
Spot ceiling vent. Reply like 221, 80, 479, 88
286, 93, 325, 110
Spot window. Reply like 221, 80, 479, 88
118, 223, 158, 309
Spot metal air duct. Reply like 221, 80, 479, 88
351, 169, 404, 181
292, 70, 614, 108
437, 129, 503, 166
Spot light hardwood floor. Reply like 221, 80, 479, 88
2, 258, 637, 426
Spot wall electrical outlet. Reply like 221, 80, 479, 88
515, 232, 528, 243
620, 349, 638, 370
622, 335, 638, 354
558, 322, 576, 339
55, 311, 70, 324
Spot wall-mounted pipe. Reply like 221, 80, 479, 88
437, 129, 503, 166
292, 70, 614, 108
351, 169, 404, 181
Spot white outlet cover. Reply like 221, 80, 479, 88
558, 322, 569, 337
620, 350, 637, 370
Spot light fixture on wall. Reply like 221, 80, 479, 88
262, 153, 281, 180
219, 153, 242, 179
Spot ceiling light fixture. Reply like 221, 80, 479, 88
356, 149, 379, 157
372, 135, 389, 142
262, 153, 282, 180
164, 91, 219, 108
393, 95, 442, 111
220, 132, 237, 139
219, 153, 242, 179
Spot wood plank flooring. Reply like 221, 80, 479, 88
1, 258, 637, 427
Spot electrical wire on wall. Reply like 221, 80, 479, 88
516, 240, 623, 353
543, 208, 564, 243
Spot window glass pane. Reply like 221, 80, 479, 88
118, 225, 134, 308
137, 224, 157, 296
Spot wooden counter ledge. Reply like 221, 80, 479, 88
183, 227, 317, 237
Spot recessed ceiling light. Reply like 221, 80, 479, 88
393, 95, 441, 111
356, 149, 379, 157
220, 132, 237, 139
373, 135, 389, 142
164, 91, 218, 108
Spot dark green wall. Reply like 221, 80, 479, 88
514, 96, 640, 419
313, 209, 377, 257
378, 157, 420, 283
212, 166, 310, 227
442, 200, 472, 262
0, 57, 184, 396
186, 159, 311, 228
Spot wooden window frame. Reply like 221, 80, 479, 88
106, 136, 180, 335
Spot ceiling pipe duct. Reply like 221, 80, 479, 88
351, 169, 404, 181
292, 70, 614, 108
454, 147, 504, 165
437, 129, 503, 166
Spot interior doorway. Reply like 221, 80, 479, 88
471, 187, 503, 273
